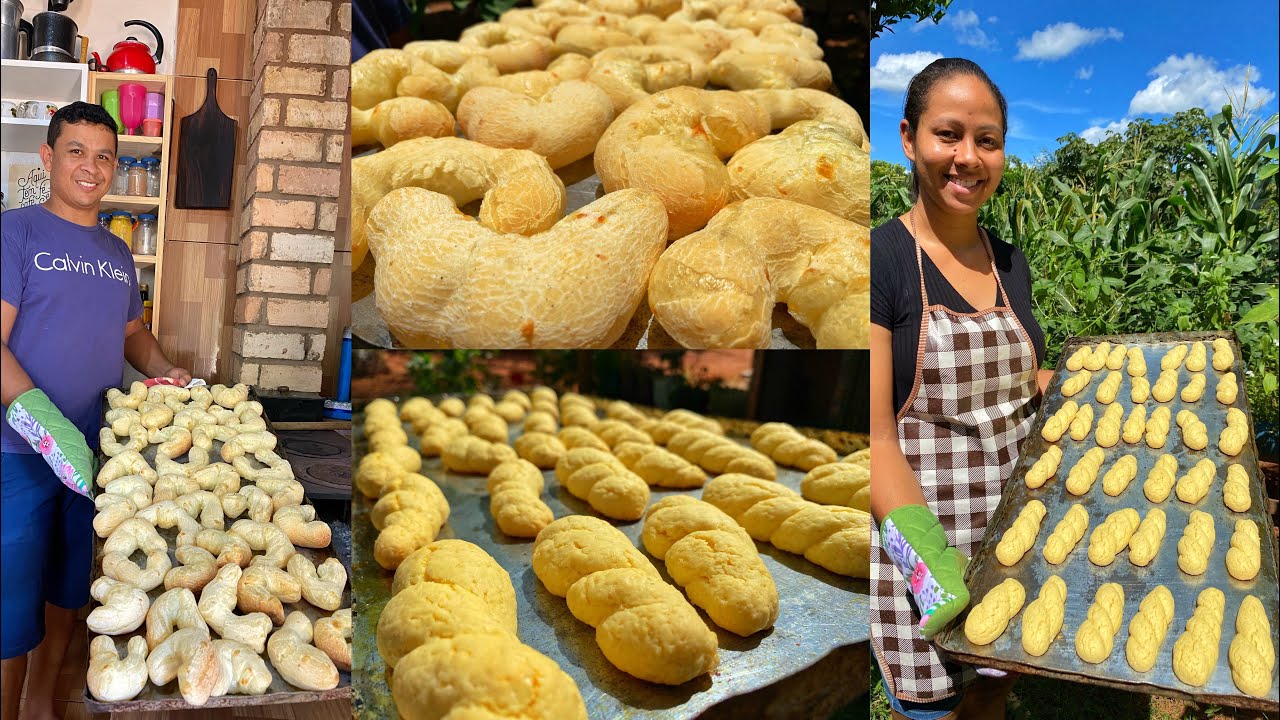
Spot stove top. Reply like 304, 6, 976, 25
278, 430, 351, 501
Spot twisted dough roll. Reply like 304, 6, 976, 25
352, 96, 455, 149
457, 80, 615, 168
554, 447, 650, 520
1122, 405, 1147, 445
1087, 507, 1139, 566
963, 578, 1025, 646
702, 473, 869, 577
1127, 509, 1166, 567
87, 577, 149, 636
1177, 510, 1215, 576
1040, 400, 1078, 442
514, 431, 567, 468
1229, 595, 1275, 697
367, 187, 667, 348
994, 500, 1046, 566
443, 435, 518, 474
371, 478, 451, 570
800, 456, 870, 510
1020, 575, 1066, 657
487, 459, 555, 537
613, 440, 708, 488
87, 635, 149, 702
1226, 519, 1260, 581
642, 496, 778, 635
1144, 405, 1172, 448
1213, 337, 1235, 370
1126, 346, 1147, 376
1220, 407, 1248, 456
591, 418, 654, 448
1173, 588, 1225, 687
750, 422, 838, 470
268, 612, 340, 691
353, 136, 565, 269
1126, 585, 1175, 673
649, 198, 869, 348
314, 609, 352, 672
1042, 503, 1088, 564
533, 516, 719, 684
464, 407, 509, 443
667, 428, 776, 479
1075, 583, 1124, 663
1217, 371, 1239, 404
1023, 445, 1061, 489
1223, 463, 1251, 512
1175, 458, 1216, 504
1101, 454, 1138, 497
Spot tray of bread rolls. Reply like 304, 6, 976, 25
350, 390, 870, 719
84, 382, 352, 712
934, 331, 1278, 712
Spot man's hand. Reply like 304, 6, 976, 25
163, 367, 193, 386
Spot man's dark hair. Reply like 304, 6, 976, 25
47, 101, 118, 151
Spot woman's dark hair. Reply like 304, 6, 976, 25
47, 101, 118, 150
902, 58, 1007, 199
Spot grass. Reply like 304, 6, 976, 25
868, 663, 1276, 720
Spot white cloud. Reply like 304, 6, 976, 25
1128, 53, 1277, 115
1016, 22, 1123, 61
988, 16, 998, 23
944, 9, 996, 49
1011, 99, 1088, 114
870, 51, 944, 92
1080, 119, 1131, 143
1076, 66, 1094, 80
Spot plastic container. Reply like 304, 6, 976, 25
113, 156, 134, 196
142, 118, 163, 137
142, 157, 161, 196
98, 212, 112, 229
126, 159, 147, 196
135, 213, 158, 256
109, 211, 135, 249
144, 92, 164, 120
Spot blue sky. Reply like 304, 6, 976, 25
869, 1, 1280, 163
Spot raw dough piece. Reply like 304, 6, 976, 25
1229, 595, 1275, 697
1065, 447, 1105, 496
555, 448, 650, 520
667, 429, 777, 480
487, 459, 555, 538
1212, 338, 1235, 371
1127, 509, 1166, 567
1065, 346, 1092, 371
1041, 401, 1079, 442
1087, 508, 1140, 566
1143, 453, 1179, 502
1223, 464, 1251, 512
995, 500, 1047, 566
801, 458, 870, 510
1151, 369, 1178, 403
963, 578, 1025, 646
1122, 405, 1147, 444
750, 422, 837, 470
1095, 402, 1124, 447
1126, 346, 1147, 377
1095, 371, 1123, 405
1172, 587, 1225, 687
514, 431, 567, 469
1101, 454, 1138, 496
1186, 341, 1207, 371
1219, 407, 1248, 456
1061, 370, 1093, 398
1174, 458, 1216, 504
1161, 344, 1188, 371
1177, 510, 1215, 575
612, 441, 709, 489
1083, 342, 1111, 371
1043, 504, 1088, 564
371, 479, 451, 571
1131, 376, 1151, 403
1024, 446, 1062, 489
1068, 403, 1095, 441
1181, 372, 1206, 402
1144, 406, 1171, 449
1125, 586, 1174, 673
1217, 372, 1239, 404
442, 436, 518, 474
1225, 519, 1260, 581
1020, 575, 1067, 657
1106, 343, 1127, 370
1176, 409, 1208, 451
1075, 583, 1124, 663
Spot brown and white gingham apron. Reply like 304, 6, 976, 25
871, 230, 1039, 702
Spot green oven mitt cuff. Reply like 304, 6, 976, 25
6, 388, 94, 498
880, 504, 970, 638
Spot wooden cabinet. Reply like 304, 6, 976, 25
87, 71, 175, 330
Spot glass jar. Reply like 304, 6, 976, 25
109, 211, 135, 250
113, 157, 134, 196
142, 300, 153, 331
98, 212, 112, 229
126, 159, 147, 197
142, 158, 161, 197
135, 213, 158, 256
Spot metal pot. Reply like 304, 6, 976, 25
1, 0, 32, 60
30, 10, 85, 63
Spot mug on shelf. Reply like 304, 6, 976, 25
100, 89, 122, 133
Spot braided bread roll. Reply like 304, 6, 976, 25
514, 431, 567, 468
800, 455, 870, 510
533, 516, 719, 684
421, 417, 468, 456
702, 474, 869, 577
612, 440, 708, 488
381, 540, 586, 718
442, 435, 517, 474
642, 496, 778, 635
667, 428, 776, 480
591, 418, 655, 448
487, 459, 555, 537
464, 407, 509, 443
554, 447, 650, 520
750, 422, 837, 470
371, 476, 451, 570
558, 426, 609, 452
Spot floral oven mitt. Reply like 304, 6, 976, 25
5, 388, 94, 497
880, 504, 970, 639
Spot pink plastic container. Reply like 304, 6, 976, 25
145, 92, 164, 120
142, 118, 163, 137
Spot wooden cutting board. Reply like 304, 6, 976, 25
173, 68, 237, 209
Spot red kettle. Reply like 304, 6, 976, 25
91, 20, 163, 73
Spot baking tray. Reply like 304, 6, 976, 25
84, 387, 353, 713
350, 155, 818, 350
351, 400, 868, 719
935, 331, 1279, 712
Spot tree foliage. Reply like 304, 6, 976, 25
871, 0, 952, 38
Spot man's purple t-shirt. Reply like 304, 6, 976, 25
1, 204, 142, 453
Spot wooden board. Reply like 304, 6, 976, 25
173, 68, 238, 209
164, 74, 250, 245
153, 239, 237, 383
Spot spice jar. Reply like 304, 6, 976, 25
142, 157, 161, 197
135, 213, 158, 256
113, 157, 134, 196
126, 159, 147, 196
109, 211, 135, 250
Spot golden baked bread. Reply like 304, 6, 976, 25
591, 419, 655, 448
421, 418, 469, 456
459, 22, 555, 73
587, 45, 711, 114
1020, 575, 1066, 657
523, 410, 560, 435
268, 612, 340, 691
1075, 583, 1124, 663
963, 578, 1024, 646
800, 456, 870, 510
87, 577, 150, 636
314, 609, 352, 672
533, 516, 719, 684
197, 564, 273, 654
487, 459, 555, 537
210, 639, 272, 697
1125, 585, 1175, 673
1173, 587, 1225, 687
726, 121, 868, 224
554, 447, 650, 520
287, 554, 348, 612
1042, 503, 1088, 564
750, 422, 838, 470
558, 425, 610, 452
103, 518, 171, 591
237, 565, 302, 626
514, 431, 567, 468
145, 627, 220, 706
352, 96, 455, 149
1229, 595, 1275, 697
708, 48, 830, 89
146, 588, 209, 651
87, 635, 149, 702
164, 545, 219, 592
464, 406, 509, 443
612, 440, 708, 488
994, 500, 1046, 566
642, 496, 778, 635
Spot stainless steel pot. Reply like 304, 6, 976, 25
1, 0, 30, 60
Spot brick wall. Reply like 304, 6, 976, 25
232, 0, 351, 395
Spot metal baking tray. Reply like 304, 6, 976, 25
350, 155, 817, 350
351, 400, 868, 719
935, 331, 1279, 712
85, 387, 353, 713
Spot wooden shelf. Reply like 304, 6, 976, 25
101, 194, 162, 211
132, 254, 157, 268
118, 135, 165, 156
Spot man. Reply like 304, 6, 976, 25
1, 102, 191, 720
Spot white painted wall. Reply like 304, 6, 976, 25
20, 0, 178, 75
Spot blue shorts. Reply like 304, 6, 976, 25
876, 653, 964, 720
1, 452, 94, 659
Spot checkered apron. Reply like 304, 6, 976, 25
871, 231, 1039, 702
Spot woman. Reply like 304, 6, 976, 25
868, 58, 1054, 719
